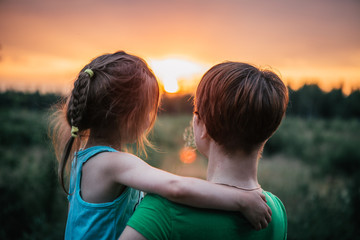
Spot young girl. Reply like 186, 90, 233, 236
50, 51, 271, 239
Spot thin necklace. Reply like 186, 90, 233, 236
216, 182, 262, 191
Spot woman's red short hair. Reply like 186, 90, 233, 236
195, 62, 288, 153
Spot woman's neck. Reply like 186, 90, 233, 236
206, 141, 260, 190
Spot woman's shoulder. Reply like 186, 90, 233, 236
263, 191, 283, 205
263, 191, 287, 216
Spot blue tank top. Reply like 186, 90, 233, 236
65, 146, 143, 240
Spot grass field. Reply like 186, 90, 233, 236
1, 109, 359, 239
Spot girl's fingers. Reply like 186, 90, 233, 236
265, 203, 272, 215
256, 223, 262, 231
260, 219, 268, 230
265, 211, 272, 223
268, 205, 272, 217
260, 192, 267, 202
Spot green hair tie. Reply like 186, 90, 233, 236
71, 126, 79, 138
84, 69, 94, 78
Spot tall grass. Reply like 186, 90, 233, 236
0, 109, 67, 239
1, 108, 359, 239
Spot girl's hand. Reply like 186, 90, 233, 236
240, 190, 272, 230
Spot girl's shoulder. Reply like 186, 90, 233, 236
81, 146, 141, 163
92, 150, 143, 170
82, 150, 144, 184
105, 151, 142, 161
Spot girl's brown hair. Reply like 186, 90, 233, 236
195, 62, 288, 154
50, 51, 159, 193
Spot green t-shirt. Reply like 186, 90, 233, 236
127, 191, 287, 240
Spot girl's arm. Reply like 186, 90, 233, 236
104, 152, 271, 230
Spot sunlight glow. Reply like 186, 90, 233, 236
149, 58, 208, 93
163, 76, 179, 93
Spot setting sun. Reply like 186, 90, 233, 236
162, 76, 179, 93
149, 58, 208, 94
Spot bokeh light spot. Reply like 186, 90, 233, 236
179, 147, 197, 164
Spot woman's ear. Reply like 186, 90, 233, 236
193, 113, 211, 157
193, 114, 210, 141
198, 119, 208, 139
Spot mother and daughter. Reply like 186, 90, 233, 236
50, 51, 287, 239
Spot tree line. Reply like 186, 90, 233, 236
1, 84, 359, 119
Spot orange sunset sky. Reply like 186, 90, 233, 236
0, 0, 359, 94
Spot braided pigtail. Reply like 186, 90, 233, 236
58, 68, 93, 194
